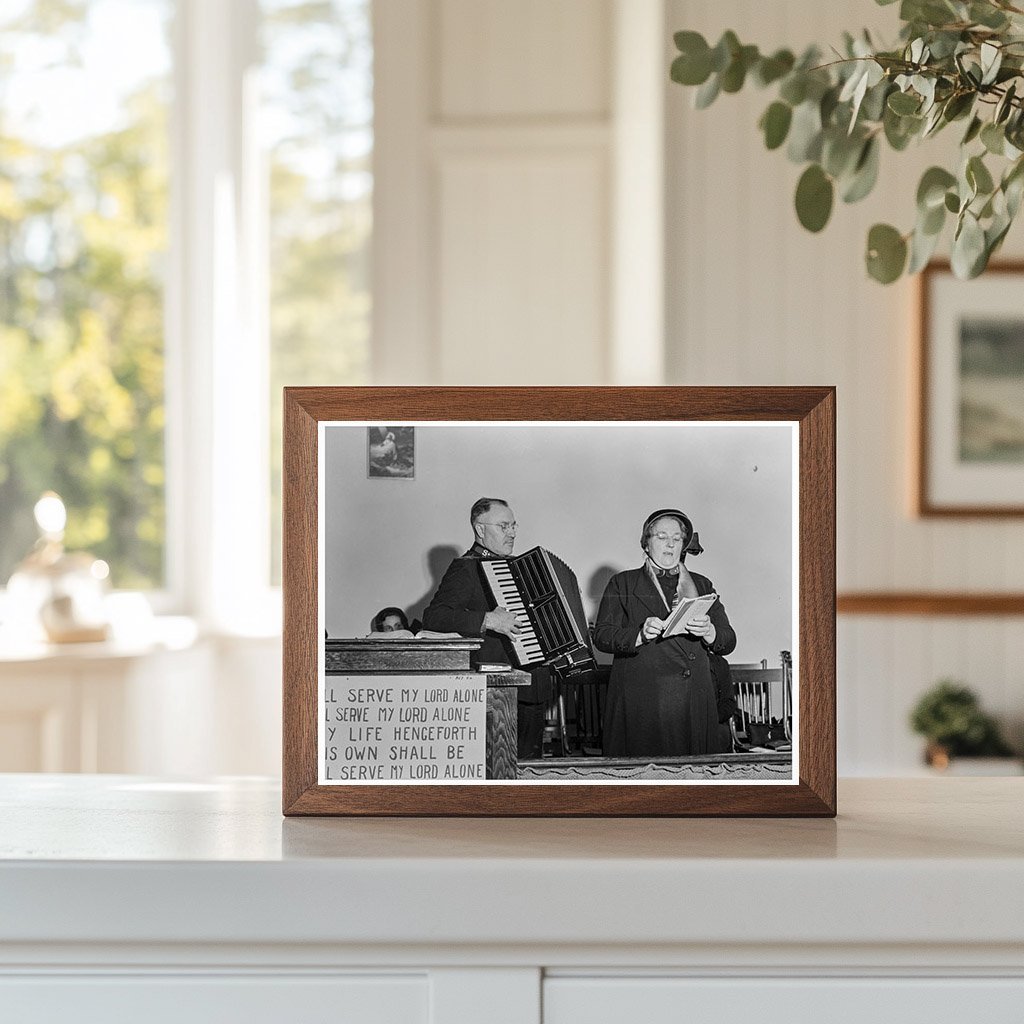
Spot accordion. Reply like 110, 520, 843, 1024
479, 546, 596, 676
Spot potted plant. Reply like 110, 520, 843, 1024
909, 679, 1017, 771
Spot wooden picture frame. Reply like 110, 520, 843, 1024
283, 387, 836, 816
916, 261, 1024, 517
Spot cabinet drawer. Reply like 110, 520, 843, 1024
0, 974, 427, 1024
545, 977, 1024, 1023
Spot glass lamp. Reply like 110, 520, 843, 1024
5, 493, 110, 644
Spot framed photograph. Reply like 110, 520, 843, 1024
917, 261, 1024, 516
283, 387, 836, 816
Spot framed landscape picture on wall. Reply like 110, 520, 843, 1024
282, 386, 836, 817
917, 262, 1024, 516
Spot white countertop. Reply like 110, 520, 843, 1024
2, 775, 1022, 952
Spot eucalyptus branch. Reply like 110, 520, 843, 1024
670, 2, 1024, 282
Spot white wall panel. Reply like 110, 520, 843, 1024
438, 0, 610, 120
665, 0, 1024, 774
436, 150, 607, 384
372, 0, 1024, 774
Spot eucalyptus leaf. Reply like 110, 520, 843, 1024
951, 211, 986, 278
822, 128, 863, 178
917, 166, 957, 210
962, 115, 983, 145
754, 49, 795, 87
888, 91, 921, 115
860, 79, 892, 122
760, 101, 793, 150
967, 154, 995, 196
839, 63, 868, 104
820, 85, 841, 126
942, 92, 974, 122
995, 82, 1017, 124
926, 30, 962, 60
986, 213, 1012, 260
884, 106, 920, 150
866, 223, 907, 283
1006, 171, 1024, 218
922, 103, 946, 137
694, 73, 721, 109
970, 2, 1009, 30
787, 100, 824, 162
710, 31, 740, 74
908, 221, 942, 273
921, 200, 946, 235
944, 190, 961, 213
980, 42, 1002, 87
913, 75, 937, 113
721, 45, 759, 93
795, 164, 834, 232
671, 54, 708, 87
842, 137, 880, 203
904, 0, 958, 28
1003, 157, 1024, 216
981, 122, 1005, 155
671, 40, 713, 87
779, 74, 807, 106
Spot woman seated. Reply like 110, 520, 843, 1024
593, 508, 736, 758
371, 607, 411, 634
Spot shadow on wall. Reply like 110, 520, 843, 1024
406, 544, 462, 629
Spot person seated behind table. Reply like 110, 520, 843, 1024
421, 497, 552, 760
371, 606, 411, 634
592, 508, 736, 758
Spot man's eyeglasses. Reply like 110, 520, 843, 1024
651, 532, 683, 544
480, 520, 517, 533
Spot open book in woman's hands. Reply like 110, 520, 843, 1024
662, 593, 718, 638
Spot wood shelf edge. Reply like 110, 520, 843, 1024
838, 592, 1024, 616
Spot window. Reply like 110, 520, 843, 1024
261, 0, 373, 582
0, 0, 373, 620
0, 0, 172, 589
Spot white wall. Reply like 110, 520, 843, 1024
65, 0, 1017, 779
323, 423, 794, 665
665, 0, 1024, 770
369, 0, 1024, 775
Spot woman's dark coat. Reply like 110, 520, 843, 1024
593, 567, 736, 757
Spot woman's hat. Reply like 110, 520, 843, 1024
640, 508, 703, 555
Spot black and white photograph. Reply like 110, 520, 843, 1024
367, 425, 415, 478
320, 420, 797, 785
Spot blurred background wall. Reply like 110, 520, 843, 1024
1, 0, 1021, 777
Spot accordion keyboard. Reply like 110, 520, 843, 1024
480, 560, 545, 665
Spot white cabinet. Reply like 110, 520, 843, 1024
1, 777, 1022, 1023
1, 975, 428, 1024
0, 638, 212, 773
545, 977, 1024, 1023
0, 629, 281, 776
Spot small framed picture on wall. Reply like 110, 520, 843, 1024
917, 261, 1024, 516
